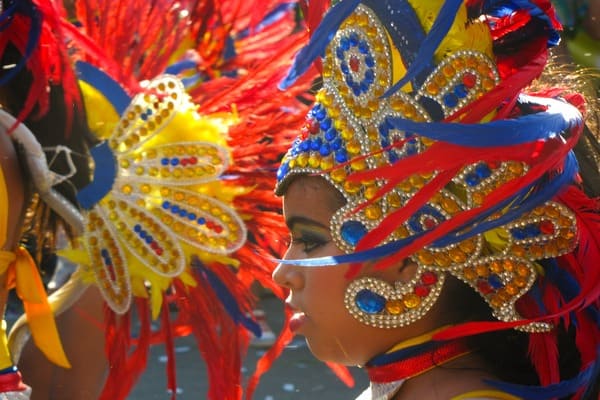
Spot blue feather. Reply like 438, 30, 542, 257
485, 352, 600, 399
383, 0, 463, 97
279, 0, 361, 89
191, 259, 261, 337
384, 95, 582, 148
0, 1, 42, 86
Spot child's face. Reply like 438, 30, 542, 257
273, 176, 408, 366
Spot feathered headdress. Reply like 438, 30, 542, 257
276, 0, 600, 398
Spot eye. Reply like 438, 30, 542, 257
291, 236, 328, 254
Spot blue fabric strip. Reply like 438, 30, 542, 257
76, 141, 117, 210
75, 61, 131, 115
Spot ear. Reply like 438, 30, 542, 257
363, 258, 419, 285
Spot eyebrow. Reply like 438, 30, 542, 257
285, 216, 329, 231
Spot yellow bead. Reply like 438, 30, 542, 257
442, 65, 455, 77
387, 192, 402, 208
365, 186, 379, 200
441, 197, 460, 213
458, 239, 476, 253
403, 294, 421, 309
347, 140, 361, 154
417, 251, 435, 265
514, 276, 528, 288
341, 129, 354, 141
449, 248, 467, 263
330, 168, 347, 183
426, 83, 440, 95
120, 159, 130, 168
122, 185, 133, 195
516, 263, 531, 277
475, 264, 490, 277
351, 159, 367, 171
490, 260, 503, 274
394, 226, 409, 238
297, 153, 309, 167
365, 204, 382, 220
409, 175, 425, 189
386, 300, 404, 315
308, 154, 321, 168
511, 245, 526, 257
434, 253, 452, 268
343, 181, 361, 194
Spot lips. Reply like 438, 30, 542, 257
289, 311, 307, 333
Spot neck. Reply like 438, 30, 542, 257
365, 328, 471, 384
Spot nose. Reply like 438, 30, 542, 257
272, 250, 304, 290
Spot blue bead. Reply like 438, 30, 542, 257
324, 128, 338, 141
345, 76, 354, 88
352, 86, 362, 96
197, 217, 206, 225
340, 37, 350, 51
365, 56, 375, 67
355, 289, 386, 314
331, 138, 343, 151
335, 150, 348, 163
488, 274, 503, 289
349, 33, 359, 46
300, 140, 310, 152
310, 137, 323, 151
188, 213, 197, 220
510, 228, 527, 240
336, 47, 345, 59
134, 224, 142, 232
524, 224, 541, 237
320, 118, 332, 131
139, 230, 147, 239
319, 144, 332, 157
162, 201, 170, 210
170, 158, 180, 166
314, 108, 326, 121
161, 158, 170, 166
101, 249, 109, 258
179, 209, 187, 217
341, 220, 367, 246
358, 41, 369, 54
444, 93, 458, 107
364, 69, 374, 84
359, 82, 369, 92
454, 84, 468, 98
465, 173, 480, 186
145, 236, 153, 244
475, 163, 491, 179
340, 62, 349, 75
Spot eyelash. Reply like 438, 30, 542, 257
291, 236, 328, 253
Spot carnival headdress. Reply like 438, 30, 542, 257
277, 0, 600, 396
2, 1, 314, 399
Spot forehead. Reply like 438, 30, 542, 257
283, 175, 345, 216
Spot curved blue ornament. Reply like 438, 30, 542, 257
355, 289, 386, 314
341, 220, 368, 246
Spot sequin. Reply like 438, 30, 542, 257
355, 289, 386, 314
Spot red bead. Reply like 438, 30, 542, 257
539, 220, 555, 234
462, 73, 477, 88
349, 56, 360, 72
421, 272, 438, 285
477, 279, 494, 295
181, 159, 188, 166
156, 248, 163, 256
414, 285, 430, 297
423, 217, 437, 230
214, 225, 223, 234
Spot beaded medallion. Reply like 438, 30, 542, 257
81, 76, 246, 313
276, 4, 579, 331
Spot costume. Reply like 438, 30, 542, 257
276, 0, 600, 399
1, 0, 313, 399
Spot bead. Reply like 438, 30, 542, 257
386, 300, 404, 315
355, 289, 386, 314
403, 294, 421, 309
341, 220, 367, 246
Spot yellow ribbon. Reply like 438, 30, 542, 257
8, 247, 71, 368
